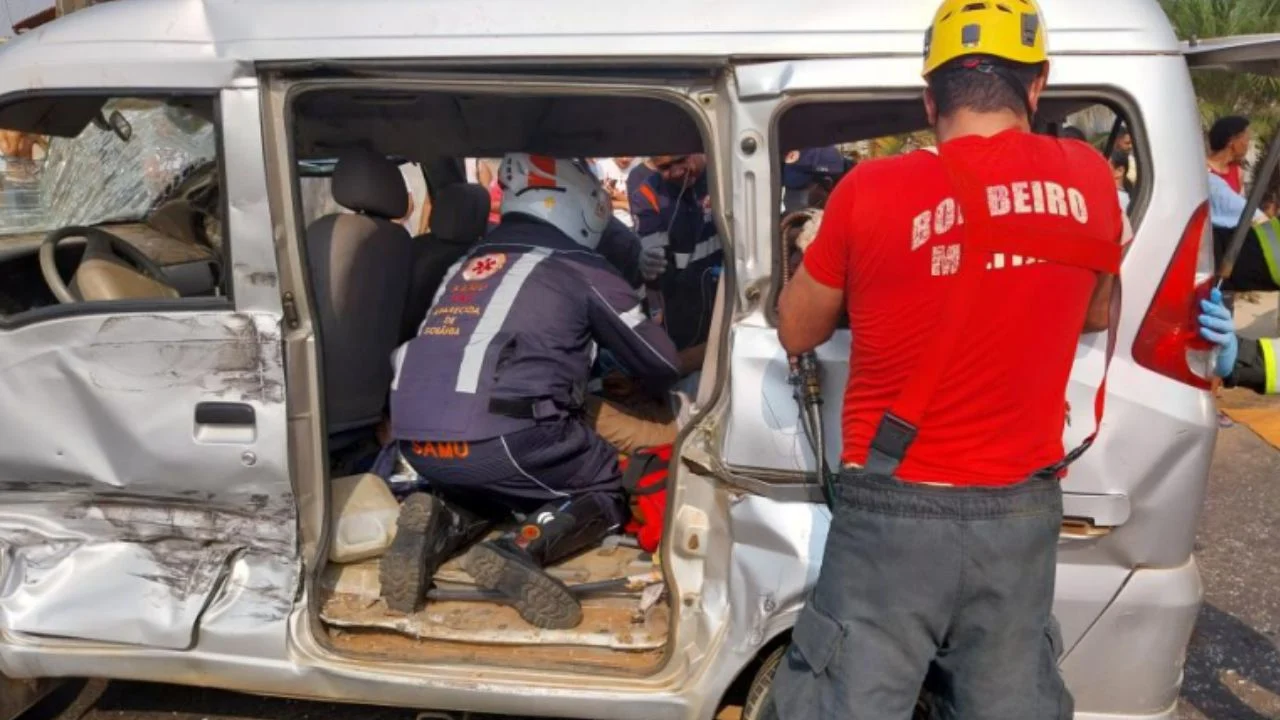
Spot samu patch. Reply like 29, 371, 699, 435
462, 253, 507, 281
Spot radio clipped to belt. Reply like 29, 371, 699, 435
863, 146, 1123, 480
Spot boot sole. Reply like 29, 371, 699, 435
379, 492, 436, 613
463, 544, 584, 629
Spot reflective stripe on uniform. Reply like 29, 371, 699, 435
638, 183, 661, 212
619, 303, 646, 328
1253, 218, 1280, 286
390, 342, 409, 391
1261, 337, 1279, 396
673, 235, 722, 269
455, 248, 553, 394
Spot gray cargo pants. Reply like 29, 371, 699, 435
772, 469, 1072, 720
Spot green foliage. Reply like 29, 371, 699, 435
1160, 0, 1280, 139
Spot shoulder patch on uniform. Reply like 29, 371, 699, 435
462, 252, 507, 281
785, 150, 801, 164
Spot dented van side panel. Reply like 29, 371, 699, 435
0, 85, 297, 657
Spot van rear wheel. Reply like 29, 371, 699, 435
740, 645, 783, 720
738, 643, 932, 720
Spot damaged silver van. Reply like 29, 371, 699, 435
0, 1, 1271, 719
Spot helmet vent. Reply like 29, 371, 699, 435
961, 2, 988, 11
1021, 12, 1039, 47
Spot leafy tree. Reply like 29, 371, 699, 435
1160, 0, 1280, 137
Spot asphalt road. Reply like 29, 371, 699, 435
19, 398, 1280, 720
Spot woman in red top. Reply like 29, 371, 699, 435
1208, 115, 1251, 194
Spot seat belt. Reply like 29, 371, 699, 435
863, 144, 1123, 479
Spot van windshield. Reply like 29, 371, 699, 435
0, 99, 216, 236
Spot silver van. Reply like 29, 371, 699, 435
0, 2, 1268, 719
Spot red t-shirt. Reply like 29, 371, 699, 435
1209, 163, 1243, 195
803, 130, 1122, 486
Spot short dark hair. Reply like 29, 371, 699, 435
1209, 115, 1250, 152
1109, 151, 1129, 170
1059, 126, 1088, 142
927, 56, 1044, 117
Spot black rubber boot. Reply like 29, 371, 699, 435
462, 494, 621, 629
379, 492, 494, 613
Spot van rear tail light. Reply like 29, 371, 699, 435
1132, 202, 1214, 390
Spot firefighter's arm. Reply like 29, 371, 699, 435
584, 267, 681, 386
1083, 212, 1133, 333
778, 266, 845, 355
1082, 274, 1114, 333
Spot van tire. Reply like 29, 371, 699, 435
740, 645, 784, 720
738, 643, 932, 720
378, 493, 435, 613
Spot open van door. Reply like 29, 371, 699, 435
0, 88, 298, 659
1184, 35, 1280, 284
1184, 33, 1280, 76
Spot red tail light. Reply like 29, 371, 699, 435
1132, 202, 1214, 390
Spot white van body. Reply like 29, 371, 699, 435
0, 1, 1248, 718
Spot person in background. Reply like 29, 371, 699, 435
593, 157, 641, 228
1110, 151, 1132, 211
781, 146, 852, 214
626, 157, 658, 212
1058, 125, 1087, 143
398, 163, 431, 236
1115, 125, 1138, 187
632, 153, 723, 375
485, 174, 503, 229
1208, 116, 1251, 195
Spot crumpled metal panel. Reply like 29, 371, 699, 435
0, 103, 215, 236
0, 534, 236, 649
722, 316, 846, 473
0, 311, 296, 650
726, 494, 830, 651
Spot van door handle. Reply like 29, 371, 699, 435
194, 402, 257, 444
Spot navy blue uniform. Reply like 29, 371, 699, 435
631, 171, 723, 351
390, 216, 680, 523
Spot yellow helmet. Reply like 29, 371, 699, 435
922, 0, 1047, 77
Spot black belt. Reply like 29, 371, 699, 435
488, 397, 566, 421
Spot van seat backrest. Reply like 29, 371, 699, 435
400, 183, 491, 341
305, 149, 414, 434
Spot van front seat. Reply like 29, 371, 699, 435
305, 149, 414, 438
400, 182, 491, 341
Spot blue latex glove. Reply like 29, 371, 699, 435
1199, 287, 1239, 379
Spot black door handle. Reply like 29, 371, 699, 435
195, 402, 256, 426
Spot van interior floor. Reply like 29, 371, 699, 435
319, 537, 669, 674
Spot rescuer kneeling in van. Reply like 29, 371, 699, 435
381, 153, 680, 629
770, 1, 1123, 717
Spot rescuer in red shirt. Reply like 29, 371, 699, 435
769, 0, 1123, 717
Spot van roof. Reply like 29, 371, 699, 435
9, 0, 1179, 67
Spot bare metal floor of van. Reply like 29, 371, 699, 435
319, 541, 669, 658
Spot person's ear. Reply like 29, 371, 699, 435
1027, 61, 1050, 115
923, 87, 938, 126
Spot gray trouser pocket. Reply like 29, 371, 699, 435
772, 602, 847, 718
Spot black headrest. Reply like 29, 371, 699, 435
331, 148, 409, 220
429, 183, 490, 243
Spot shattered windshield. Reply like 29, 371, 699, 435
0, 99, 215, 236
